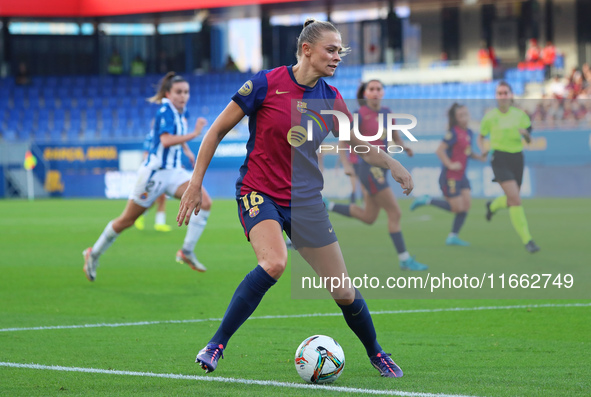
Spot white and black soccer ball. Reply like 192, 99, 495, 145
294, 335, 345, 384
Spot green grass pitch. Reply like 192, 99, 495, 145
0, 198, 589, 396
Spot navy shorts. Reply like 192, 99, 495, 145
237, 191, 337, 249
439, 173, 471, 198
491, 150, 524, 187
354, 162, 389, 195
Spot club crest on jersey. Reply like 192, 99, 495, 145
249, 206, 260, 218
297, 101, 308, 113
238, 80, 253, 96
140, 192, 149, 200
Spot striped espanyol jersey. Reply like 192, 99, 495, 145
232, 65, 352, 207
145, 98, 189, 170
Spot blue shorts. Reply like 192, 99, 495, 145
237, 191, 337, 249
439, 173, 471, 198
354, 162, 389, 195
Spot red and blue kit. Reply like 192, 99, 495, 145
350, 105, 392, 195
439, 126, 473, 197
232, 65, 351, 248
232, 65, 351, 207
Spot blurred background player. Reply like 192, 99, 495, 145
82, 72, 212, 281
324, 79, 428, 271
478, 81, 540, 253
134, 128, 173, 232
410, 103, 486, 246
178, 19, 411, 378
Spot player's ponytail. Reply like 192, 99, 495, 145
148, 72, 187, 104
356, 82, 367, 107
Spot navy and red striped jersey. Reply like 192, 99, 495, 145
442, 126, 473, 180
232, 65, 352, 207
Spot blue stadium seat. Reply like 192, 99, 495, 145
81, 129, 97, 141
1, 129, 17, 141
19, 130, 33, 141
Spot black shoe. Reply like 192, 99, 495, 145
485, 201, 494, 221
525, 240, 541, 253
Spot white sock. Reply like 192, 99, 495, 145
398, 251, 410, 261
328, 201, 335, 211
182, 209, 210, 252
448, 232, 457, 238
92, 221, 119, 258
155, 211, 166, 225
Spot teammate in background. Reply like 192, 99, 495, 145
83, 72, 212, 281
410, 103, 486, 246
477, 81, 540, 253
178, 19, 412, 378
134, 128, 172, 232
324, 80, 428, 271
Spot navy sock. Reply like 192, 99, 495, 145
389, 231, 407, 254
332, 203, 351, 217
452, 212, 467, 234
430, 198, 452, 211
210, 265, 276, 347
337, 289, 381, 357
350, 192, 356, 203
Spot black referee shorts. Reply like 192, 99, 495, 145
491, 150, 524, 186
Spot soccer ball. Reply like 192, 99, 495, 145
294, 335, 345, 384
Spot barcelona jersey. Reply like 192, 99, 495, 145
442, 126, 473, 180
349, 105, 392, 165
232, 65, 352, 207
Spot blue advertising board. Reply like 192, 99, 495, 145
31, 129, 591, 199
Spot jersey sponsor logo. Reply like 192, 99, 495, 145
276, 89, 290, 95
287, 109, 328, 147
238, 80, 253, 96
287, 126, 308, 147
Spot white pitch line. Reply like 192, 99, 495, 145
0, 302, 589, 333
0, 361, 480, 397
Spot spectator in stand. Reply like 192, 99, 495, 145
130, 55, 146, 77
525, 39, 541, 64
541, 41, 556, 79
581, 63, 591, 85
567, 71, 585, 99
15, 61, 31, 86
108, 49, 123, 76
478, 41, 498, 68
478, 41, 491, 66
225, 55, 239, 72
548, 75, 567, 100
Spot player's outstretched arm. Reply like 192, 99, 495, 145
346, 133, 413, 195
177, 101, 245, 226
161, 117, 207, 148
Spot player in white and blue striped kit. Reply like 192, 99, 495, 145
134, 128, 173, 232
83, 72, 212, 281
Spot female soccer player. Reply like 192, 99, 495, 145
324, 79, 428, 270
477, 81, 540, 253
178, 19, 412, 378
83, 73, 213, 281
410, 103, 486, 246
134, 128, 175, 233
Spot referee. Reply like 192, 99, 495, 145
478, 81, 540, 253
